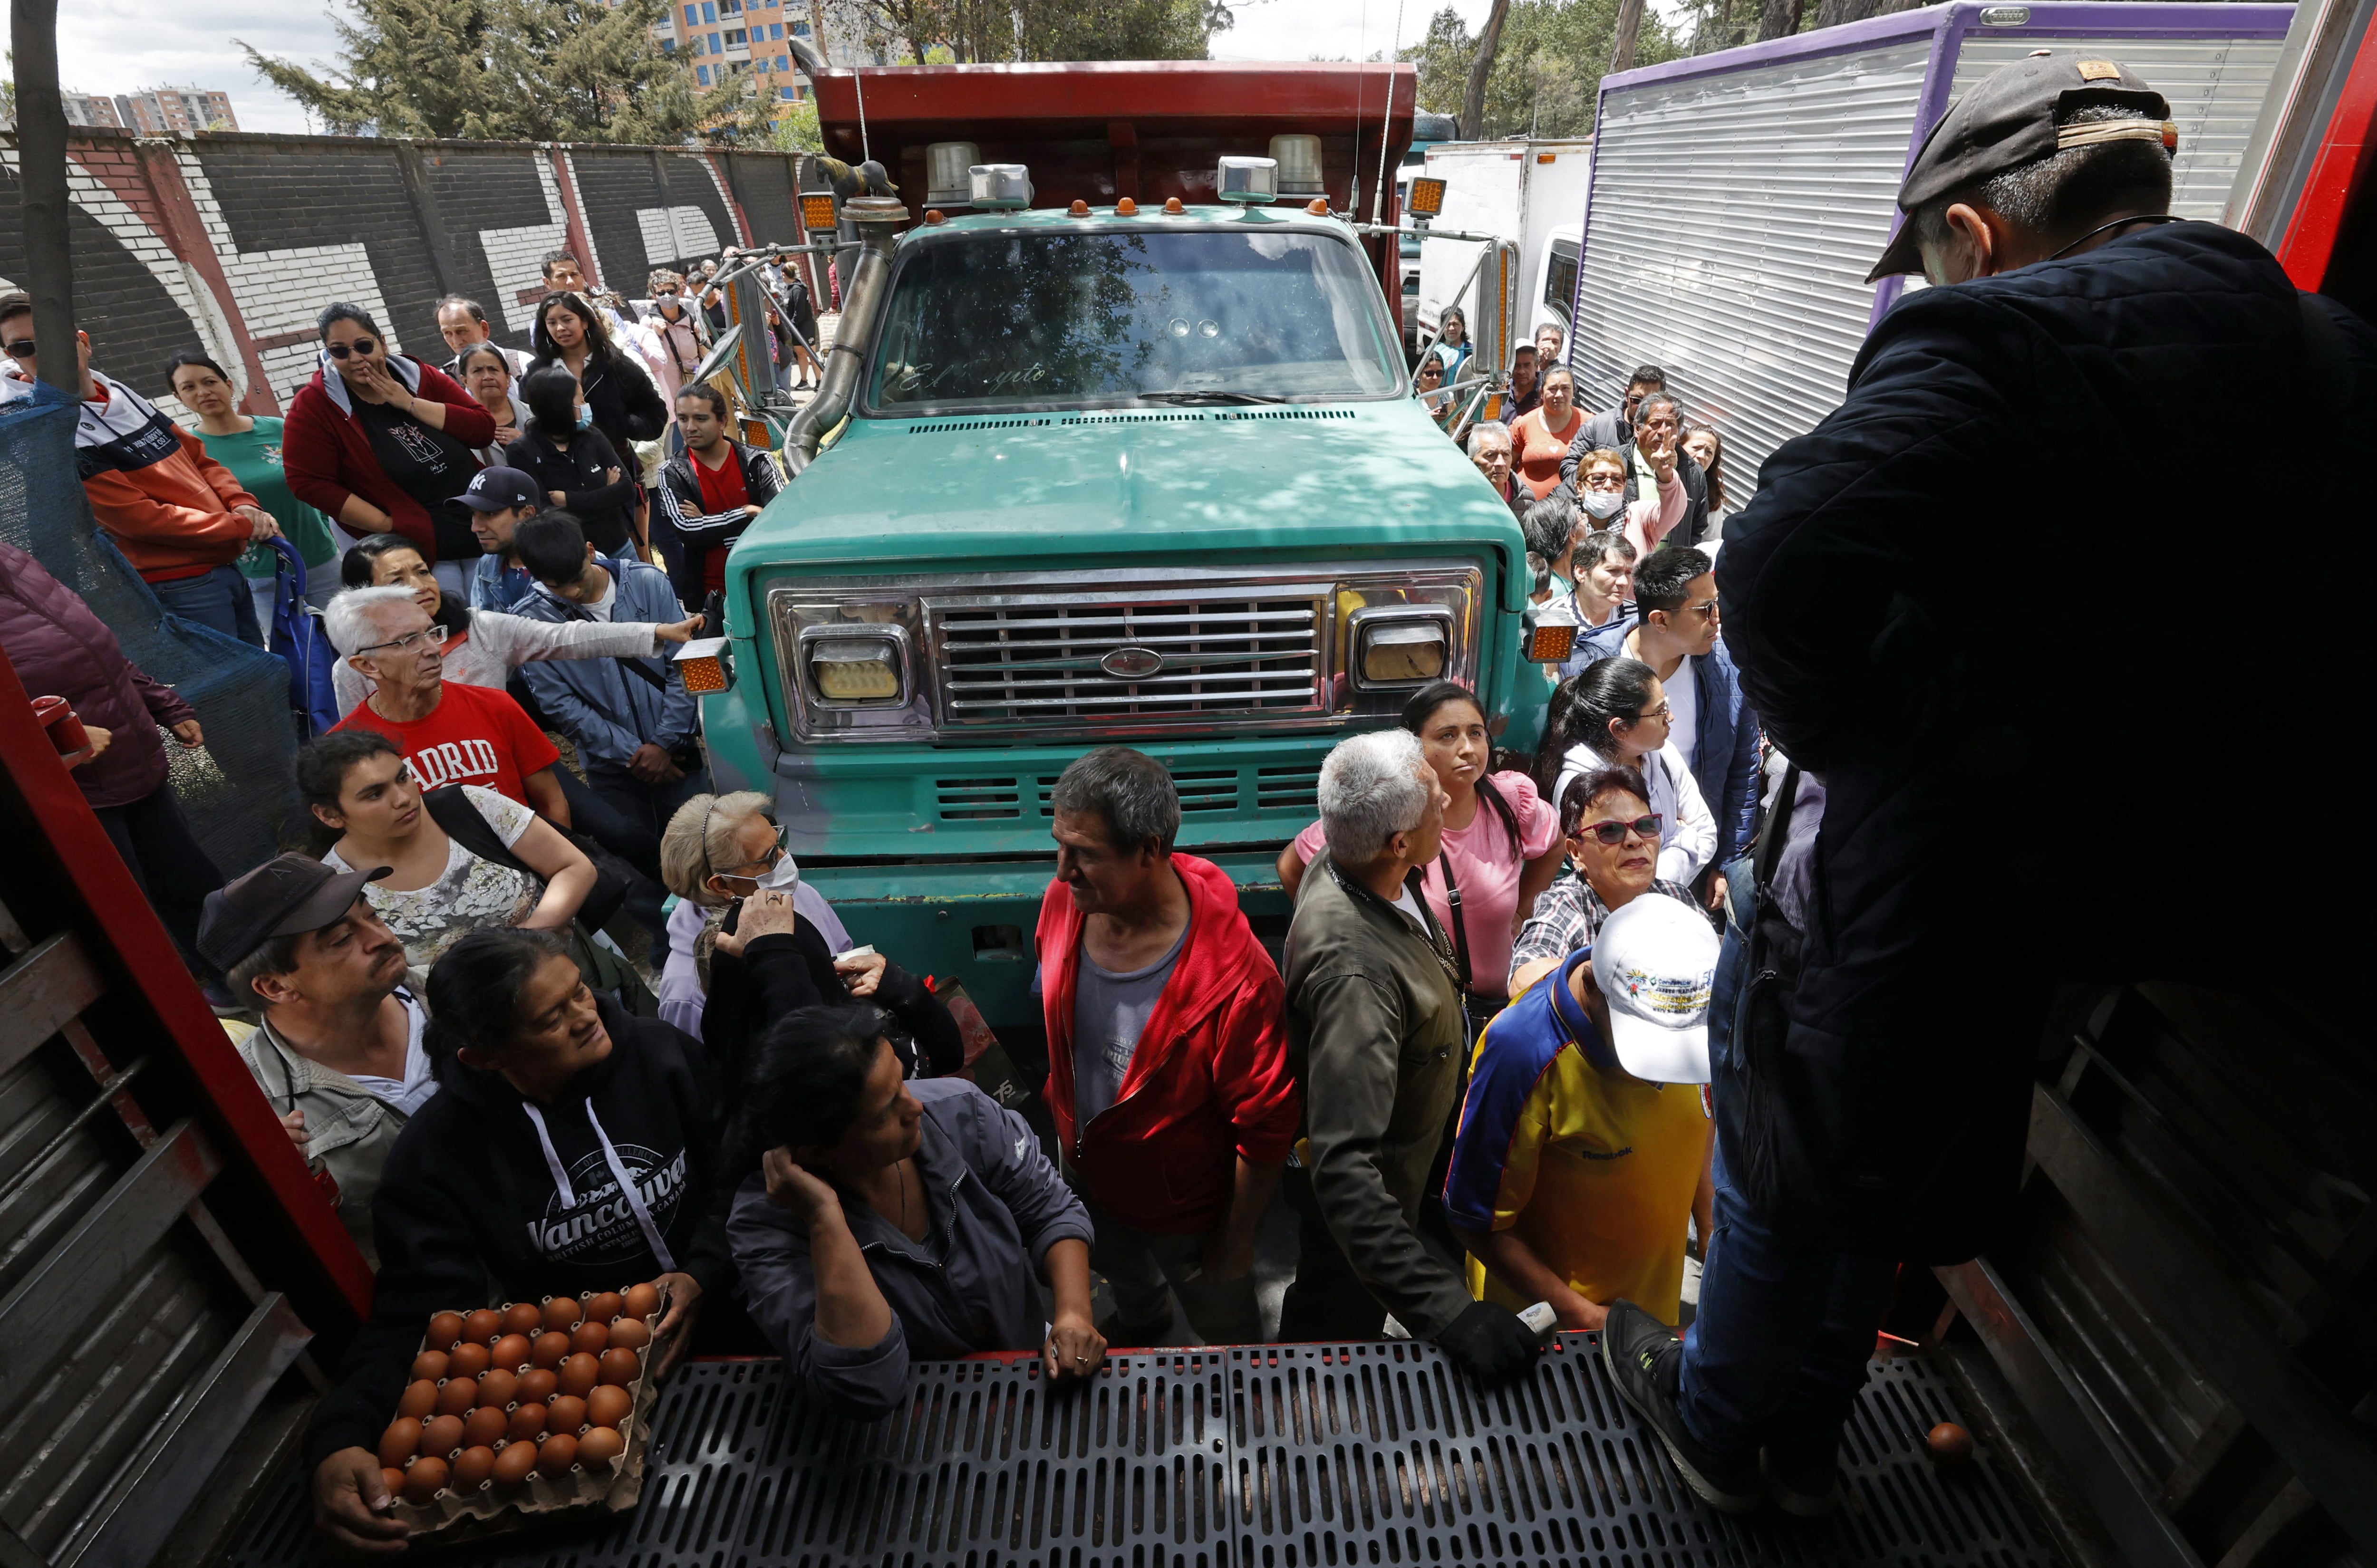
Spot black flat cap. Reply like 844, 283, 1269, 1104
198, 853, 391, 973
1868, 52, 2174, 282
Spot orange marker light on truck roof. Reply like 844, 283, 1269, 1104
1164, 197, 1184, 214
1069, 199, 1090, 216
1116, 197, 1138, 215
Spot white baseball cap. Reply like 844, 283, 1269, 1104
1589, 895, 1719, 1084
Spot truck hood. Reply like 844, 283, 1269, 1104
738, 402, 1518, 568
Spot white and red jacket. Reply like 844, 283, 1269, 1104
72, 371, 258, 583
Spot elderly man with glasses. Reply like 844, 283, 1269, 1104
1560, 547, 1761, 904
324, 584, 571, 825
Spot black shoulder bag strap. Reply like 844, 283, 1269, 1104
423, 786, 532, 873
544, 589, 671, 693
1435, 851, 1474, 994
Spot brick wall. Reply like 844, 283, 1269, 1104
0, 128, 806, 417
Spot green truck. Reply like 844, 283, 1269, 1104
701, 132, 1537, 1029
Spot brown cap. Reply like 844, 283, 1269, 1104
197, 853, 390, 973
1868, 52, 2174, 282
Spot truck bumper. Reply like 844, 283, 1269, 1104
802, 851, 1292, 1029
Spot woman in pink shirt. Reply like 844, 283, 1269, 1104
1277, 681, 1564, 1006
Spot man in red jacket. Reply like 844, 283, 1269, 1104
1035, 747, 1298, 1348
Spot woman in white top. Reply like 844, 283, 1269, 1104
301, 730, 597, 968
457, 342, 534, 467
1536, 655, 1717, 885
329, 533, 702, 716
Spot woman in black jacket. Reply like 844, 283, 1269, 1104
528, 292, 667, 483
303, 928, 727, 1553
503, 366, 638, 554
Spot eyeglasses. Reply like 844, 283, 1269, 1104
1582, 473, 1625, 491
720, 825, 792, 880
3, 339, 34, 361
325, 339, 378, 359
1634, 701, 1672, 722
356, 624, 448, 655
1572, 813, 1662, 846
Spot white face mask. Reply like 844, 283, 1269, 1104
746, 853, 802, 894
1581, 487, 1626, 520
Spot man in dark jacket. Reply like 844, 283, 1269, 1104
1560, 387, 1708, 547
1599, 53, 2377, 1518
1560, 546, 1760, 877
1570, 362, 1664, 452
655, 385, 782, 605
1279, 730, 1543, 1385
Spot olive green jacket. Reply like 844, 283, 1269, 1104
1282, 848, 1473, 1338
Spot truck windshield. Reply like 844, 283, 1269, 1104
868, 227, 1404, 412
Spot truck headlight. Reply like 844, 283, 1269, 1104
1351, 610, 1452, 688
805, 635, 906, 704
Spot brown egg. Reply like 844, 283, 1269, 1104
518, 1368, 559, 1404
397, 1379, 439, 1420
420, 1414, 465, 1457
544, 1395, 588, 1435
557, 1352, 601, 1399
463, 1405, 510, 1448
475, 1367, 519, 1409
447, 1341, 491, 1379
576, 1426, 625, 1470
501, 1301, 543, 1337
584, 1384, 632, 1431
491, 1440, 540, 1488
452, 1446, 496, 1491
402, 1455, 448, 1503
542, 1297, 581, 1333
530, 1330, 571, 1370
378, 1419, 423, 1470
489, 1334, 532, 1372
462, 1308, 502, 1344
597, 1348, 641, 1387
621, 1282, 660, 1322
536, 1432, 578, 1477
584, 1291, 624, 1325
425, 1311, 465, 1349
410, 1349, 450, 1383
507, 1402, 547, 1443
434, 1376, 478, 1417
607, 1318, 651, 1353
378, 1468, 407, 1501
570, 1320, 609, 1356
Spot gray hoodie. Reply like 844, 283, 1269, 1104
727, 1078, 1093, 1419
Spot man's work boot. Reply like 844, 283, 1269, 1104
1761, 1437, 1842, 1518
1600, 1299, 1762, 1513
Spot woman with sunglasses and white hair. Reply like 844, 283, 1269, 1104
1506, 763, 1702, 998
284, 302, 495, 604
657, 792, 960, 1079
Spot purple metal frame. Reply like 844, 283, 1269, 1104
1569, 1, 2298, 346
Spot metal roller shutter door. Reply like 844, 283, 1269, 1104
1951, 35, 2287, 220
1571, 39, 1933, 510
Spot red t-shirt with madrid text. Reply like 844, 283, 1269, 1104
331, 679, 560, 807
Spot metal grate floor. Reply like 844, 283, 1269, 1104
223, 1336, 2061, 1568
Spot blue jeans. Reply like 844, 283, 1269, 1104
1678, 912, 1897, 1459
153, 564, 264, 647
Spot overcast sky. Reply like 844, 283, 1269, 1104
57, 0, 1534, 135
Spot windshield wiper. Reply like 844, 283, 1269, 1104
1135, 390, 1289, 406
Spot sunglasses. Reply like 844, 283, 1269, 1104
325, 339, 378, 359
1572, 814, 1662, 846
3, 339, 35, 360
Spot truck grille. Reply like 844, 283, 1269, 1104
930, 594, 1326, 729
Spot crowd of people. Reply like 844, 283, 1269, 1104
6, 50, 2321, 1540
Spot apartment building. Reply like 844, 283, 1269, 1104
58, 87, 237, 133
657, 0, 818, 107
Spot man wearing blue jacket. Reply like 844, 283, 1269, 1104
1561, 545, 1759, 896
1599, 53, 2376, 1520
514, 511, 710, 906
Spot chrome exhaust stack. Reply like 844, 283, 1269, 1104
781, 194, 907, 477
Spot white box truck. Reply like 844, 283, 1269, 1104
1565, 0, 2294, 513
1417, 138, 1594, 354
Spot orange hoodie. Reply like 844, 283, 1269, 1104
74, 373, 258, 582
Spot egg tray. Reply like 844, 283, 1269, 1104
387, 1289, 679, 1545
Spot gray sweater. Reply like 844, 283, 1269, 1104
727, 1078, 1094, 1418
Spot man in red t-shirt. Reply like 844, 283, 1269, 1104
656, 384, 782, 603
326, 587, 570, 822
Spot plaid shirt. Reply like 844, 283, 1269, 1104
1511, 874, 1700, 974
